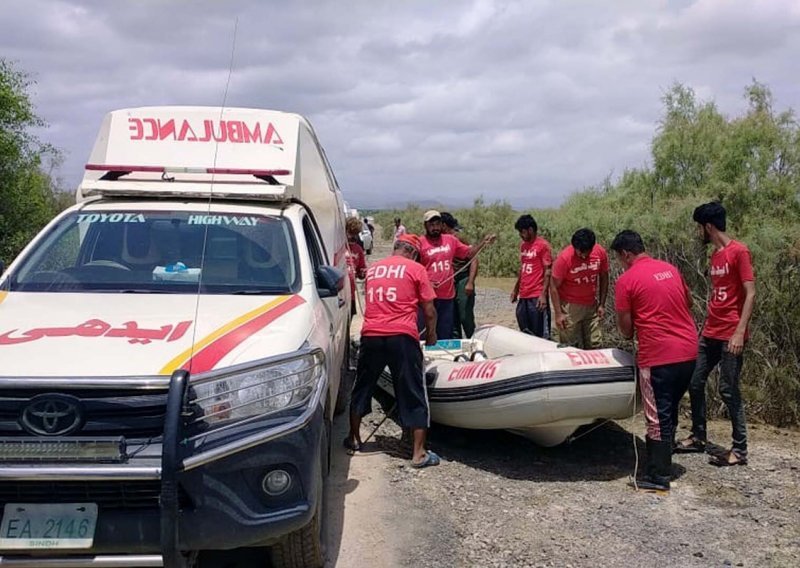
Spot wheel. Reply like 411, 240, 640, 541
269, 509, 323, 568
334, 338, 355, 416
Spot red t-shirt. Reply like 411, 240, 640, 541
614, 255, 698, 368
702, 240, 755, 341
361, 256, 436, 339
345, 241, 367, 296
552, 244, 609, 305
419, 234, 471, 300
518, 237, 552, 299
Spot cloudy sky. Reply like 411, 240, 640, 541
2, 0, 799, 208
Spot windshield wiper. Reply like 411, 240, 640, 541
230, 289, 285, 295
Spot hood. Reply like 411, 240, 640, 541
0, 292, 311, 377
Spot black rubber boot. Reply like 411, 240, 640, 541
629, 437, 671, 492
652, 440, 674, 481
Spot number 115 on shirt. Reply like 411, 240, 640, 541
367, 286, 398, 303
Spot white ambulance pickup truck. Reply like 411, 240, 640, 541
0, 107, 352, 567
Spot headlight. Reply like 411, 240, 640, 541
190, 350, 325, 427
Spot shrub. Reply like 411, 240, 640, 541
372, 81, 800, 427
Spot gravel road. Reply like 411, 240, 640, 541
325, 231, 800, 568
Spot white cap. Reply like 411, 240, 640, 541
423, 210, 442, 222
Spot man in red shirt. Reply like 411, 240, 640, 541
612, 230, 698, 492
345, 234, 441, 468
676, 202, 756, 467
510, 214, 552, 338
550, 228, 609, 348
441, 212, 478, 338
418, 210, 495, 340
345, 217, 367, 316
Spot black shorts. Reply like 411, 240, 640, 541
350, 334, 429, 429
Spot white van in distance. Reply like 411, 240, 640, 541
0, 107, 351, 567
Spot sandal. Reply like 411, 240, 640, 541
709, 450, 748, 467
411, 450, 441, 469
674, 436, 706, 454
342, 437, 361, 455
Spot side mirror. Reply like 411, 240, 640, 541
316, 265, 345, 298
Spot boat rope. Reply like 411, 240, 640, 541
362, 400, 397, 446
431, 238, 492, 290
628, 360, 642, 490
565, 348, 642, 491
566, 418, 614, 444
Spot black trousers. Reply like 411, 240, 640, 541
516, 297, 551, 339
639, 359, 696, 443
418, 298, 455, 340
350, 334, 429, 429
688, 337, 748, 455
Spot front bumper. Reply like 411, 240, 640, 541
0, 351, 328, 566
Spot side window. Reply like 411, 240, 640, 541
302, 215, 325, 270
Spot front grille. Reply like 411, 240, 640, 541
0, 388, 169, 439
0, 481, 175, 510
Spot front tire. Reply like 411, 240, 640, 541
269, 508, 323, 568
334, 339, 355, 416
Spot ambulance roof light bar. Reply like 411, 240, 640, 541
85, 164, 292, 184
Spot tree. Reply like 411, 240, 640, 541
0, 59, 62, 264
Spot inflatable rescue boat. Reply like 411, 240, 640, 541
379, 325, 637, 447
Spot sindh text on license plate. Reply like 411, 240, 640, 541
0, 503, 98, 549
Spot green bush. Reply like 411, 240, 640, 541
375, 81, 800, 427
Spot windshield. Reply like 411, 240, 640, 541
5, 209, 299, 294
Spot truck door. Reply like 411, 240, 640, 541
301, 214, 346, 398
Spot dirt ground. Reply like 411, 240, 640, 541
324, 231, 800, 568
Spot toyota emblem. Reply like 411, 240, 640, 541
20, 394, 84, 436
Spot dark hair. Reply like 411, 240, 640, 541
440, 212, 458, 229
693, 201, 726, 231
394, 217, 401, 223
611, 230, 645, 255
514, 214, 537, 232
394, 240, 418, 258
571, 228, 596, 253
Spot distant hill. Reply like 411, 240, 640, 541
351, 199, 447, 211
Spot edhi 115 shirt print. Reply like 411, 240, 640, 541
702, 240, 755, 341
518, 237, 552, 299
419, 234, 471, 300
614, 256, 698, 368
552, 244, 609, 305
361, 256, 436, 340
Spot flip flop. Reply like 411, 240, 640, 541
342, 437, 361, 455
674, 436, 706, 454
411, 451, 441, 469
709, 450, 748, 467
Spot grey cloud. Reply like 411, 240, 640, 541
2, 0, 799, 206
